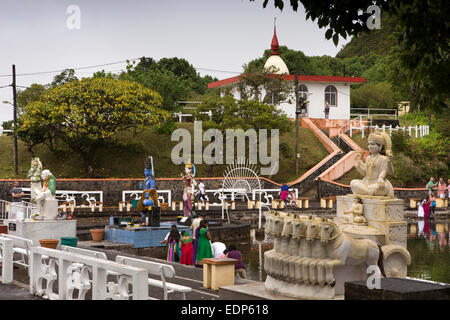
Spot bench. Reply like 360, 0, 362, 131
202, 258, 239, 291
115, 255, 192, 300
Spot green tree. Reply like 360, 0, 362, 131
120, 57, 218, 112
51, 69, 78, 87
194, 95, 292, 176
350, 82, 395, 109
16, 83, 47, 114
18, 77, 169, 176
239, 64, 293, 104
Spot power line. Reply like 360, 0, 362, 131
0, 58, 142, 78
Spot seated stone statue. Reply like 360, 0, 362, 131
343, 197, 366, 224
350, 130, 394, 198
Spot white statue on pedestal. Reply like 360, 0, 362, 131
27, 157, 43, 202
35, 169, 58, 220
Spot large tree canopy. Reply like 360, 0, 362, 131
18, 77, 169, 175
120, 57, 217, 112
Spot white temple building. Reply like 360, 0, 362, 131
208, 24, 365, 120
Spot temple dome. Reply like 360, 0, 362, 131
263, 21, 289, 74
264, 55, 289, 74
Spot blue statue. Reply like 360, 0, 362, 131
137, 156, 159, 225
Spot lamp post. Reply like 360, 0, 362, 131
294, 73, 299, 175
3, 98, 18, 176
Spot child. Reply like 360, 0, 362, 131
429, 195, 436, 219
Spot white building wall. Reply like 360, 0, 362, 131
225, 81, 351, 120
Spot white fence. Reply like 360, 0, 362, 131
17, 188, 103, 208
350, 124, 430, 138
350, 108, 398, 120
122, 190, 172, 205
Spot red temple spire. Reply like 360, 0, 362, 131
270, 18, 280, 55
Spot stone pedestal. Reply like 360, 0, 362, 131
4, 219, 77, 246
39, 198, 59, 220
345, 278, 450, 300
264, 194, 411, 300
202, 258, 238, 291
336, 194, 407, 248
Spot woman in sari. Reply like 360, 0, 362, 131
195, 219, 213, 267
161, 225, 181, 263
180, 231, 193, 265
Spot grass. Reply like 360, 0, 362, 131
0, 122, 328, 183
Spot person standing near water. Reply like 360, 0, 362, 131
194, 220, 213, 267
161, 225, 181, 263
180, 232, 193, 265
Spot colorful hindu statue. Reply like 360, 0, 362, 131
137, 156, 159, 225
35, 169, 58, 219
27, 157, 43, 202
181, 160, 196, 217
350, 130, 395, 198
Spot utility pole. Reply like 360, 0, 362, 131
294, 72, 299, 175
12, 65, 18, 175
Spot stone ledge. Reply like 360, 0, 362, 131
345, 278, 450, 300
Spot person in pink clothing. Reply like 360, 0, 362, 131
437, 178, 447, 199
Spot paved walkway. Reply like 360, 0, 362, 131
0, 243, 257, 300
0, 282, 43, 300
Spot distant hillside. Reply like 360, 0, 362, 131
336, 13, 400, 59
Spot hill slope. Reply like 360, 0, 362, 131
0, 123, 327, 183
336, 13, 400, 59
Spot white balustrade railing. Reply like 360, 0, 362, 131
0, 199, 38, 220
29, 246, 148, 300
122, 190, 172, 205
350, 108, 398, 120
349, 124, 430, 138
0, 238, 14, 284
18, 188, 103, 208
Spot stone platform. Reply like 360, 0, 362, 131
3, 219, 77, 246
104, 222, 191, 248
345, 278, 450, 300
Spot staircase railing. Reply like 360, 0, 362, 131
337, 115, 371, 138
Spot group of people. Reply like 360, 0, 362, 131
160, 213, 247, 278
418, 177, 450, 219
426, 177, 450, 198
279, 183, 298, 207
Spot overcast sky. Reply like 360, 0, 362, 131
0, 0, 351, 123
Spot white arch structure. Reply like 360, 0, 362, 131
220, 159, 269, 229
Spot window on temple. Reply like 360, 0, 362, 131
324, 85, 337, 106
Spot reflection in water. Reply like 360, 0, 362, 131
238, 220, 450, 284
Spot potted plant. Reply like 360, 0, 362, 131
160, 203, 169, 211
39, 239, 59, 249
90, 228, 105, 242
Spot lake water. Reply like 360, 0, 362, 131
230, 220, 450, 284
